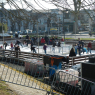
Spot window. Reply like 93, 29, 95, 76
64, 13, 69, 19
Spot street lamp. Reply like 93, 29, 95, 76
2, 20, 7, 45
63, 10, 65, 41
2, 23, 4, 44
63, 9, 68, 41
36, 21, 39, 54
58, 17, 60, 36
1, 19, 7, 44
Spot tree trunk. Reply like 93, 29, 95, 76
73, 0, 78, 34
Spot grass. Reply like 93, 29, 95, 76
65, 37, 95, 40
79, 38, 95, 40
0, 80, 18, 95
22, 35, 95, 40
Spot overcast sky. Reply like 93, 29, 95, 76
1, 0, 95, 10
1, 0, 57, 10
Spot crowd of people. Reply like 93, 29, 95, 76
24, 35, 62, 54
69, 39, 92, 57
1, 35, 62, 56
24, 34, 63, 46
1, 35, 93, 57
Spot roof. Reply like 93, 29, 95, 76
0, 33, 11, 37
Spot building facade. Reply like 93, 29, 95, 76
0, 3, 94, 34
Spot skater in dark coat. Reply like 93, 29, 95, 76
3, 41, 7, 50
43, 44, 47, 54
77, 44, 82, 56
31, 46, 36, 53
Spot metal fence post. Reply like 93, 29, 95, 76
85, 56, 86, 62
50, 46, 51, 53
69, 45, 70, 52
62, 47, 63, 55
72, 57, 73, 66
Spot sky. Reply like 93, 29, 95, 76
1, 0, 57, 10
0, 0, 95, 11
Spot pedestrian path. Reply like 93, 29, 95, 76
0, 63, 48, 95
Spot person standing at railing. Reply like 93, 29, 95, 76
87, 41, 92, 54
69, 47, 76, 57
15, 45, 20, 58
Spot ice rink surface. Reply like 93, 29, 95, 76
1, 43, 95, 56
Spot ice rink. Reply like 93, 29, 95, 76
1, 42, 95, 56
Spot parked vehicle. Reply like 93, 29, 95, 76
8, 31, 13, 35
20, 31, 23, 35
32, 31, 36, 34
28, 30, 32, 34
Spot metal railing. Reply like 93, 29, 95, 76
52, 70, 95, 95
0, 49, 95, 94
0, 57, 94, 95
0, 49, 95, 68
69, 54, 95, 66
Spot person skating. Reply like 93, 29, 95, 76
41, 37, 45, 45
77, 44, 82, 56
52, 41, 56, 53
3, 41, 7, 50
10, 42, 13, 50
57, 41, 61, 53
31, 46, 36, 53
43, 44, 47, 54
87, 41, 92, 54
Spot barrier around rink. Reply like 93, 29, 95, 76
0, 56, 94, 95
33, 44, 72, 55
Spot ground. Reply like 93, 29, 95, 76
0, 80, 18, 95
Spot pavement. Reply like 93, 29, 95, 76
0, 63, 48, 95
60, 31, 95, 38
65, 31, 89, 35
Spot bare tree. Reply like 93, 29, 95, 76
2, 0, 95, 34
47, 0, 95, 33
